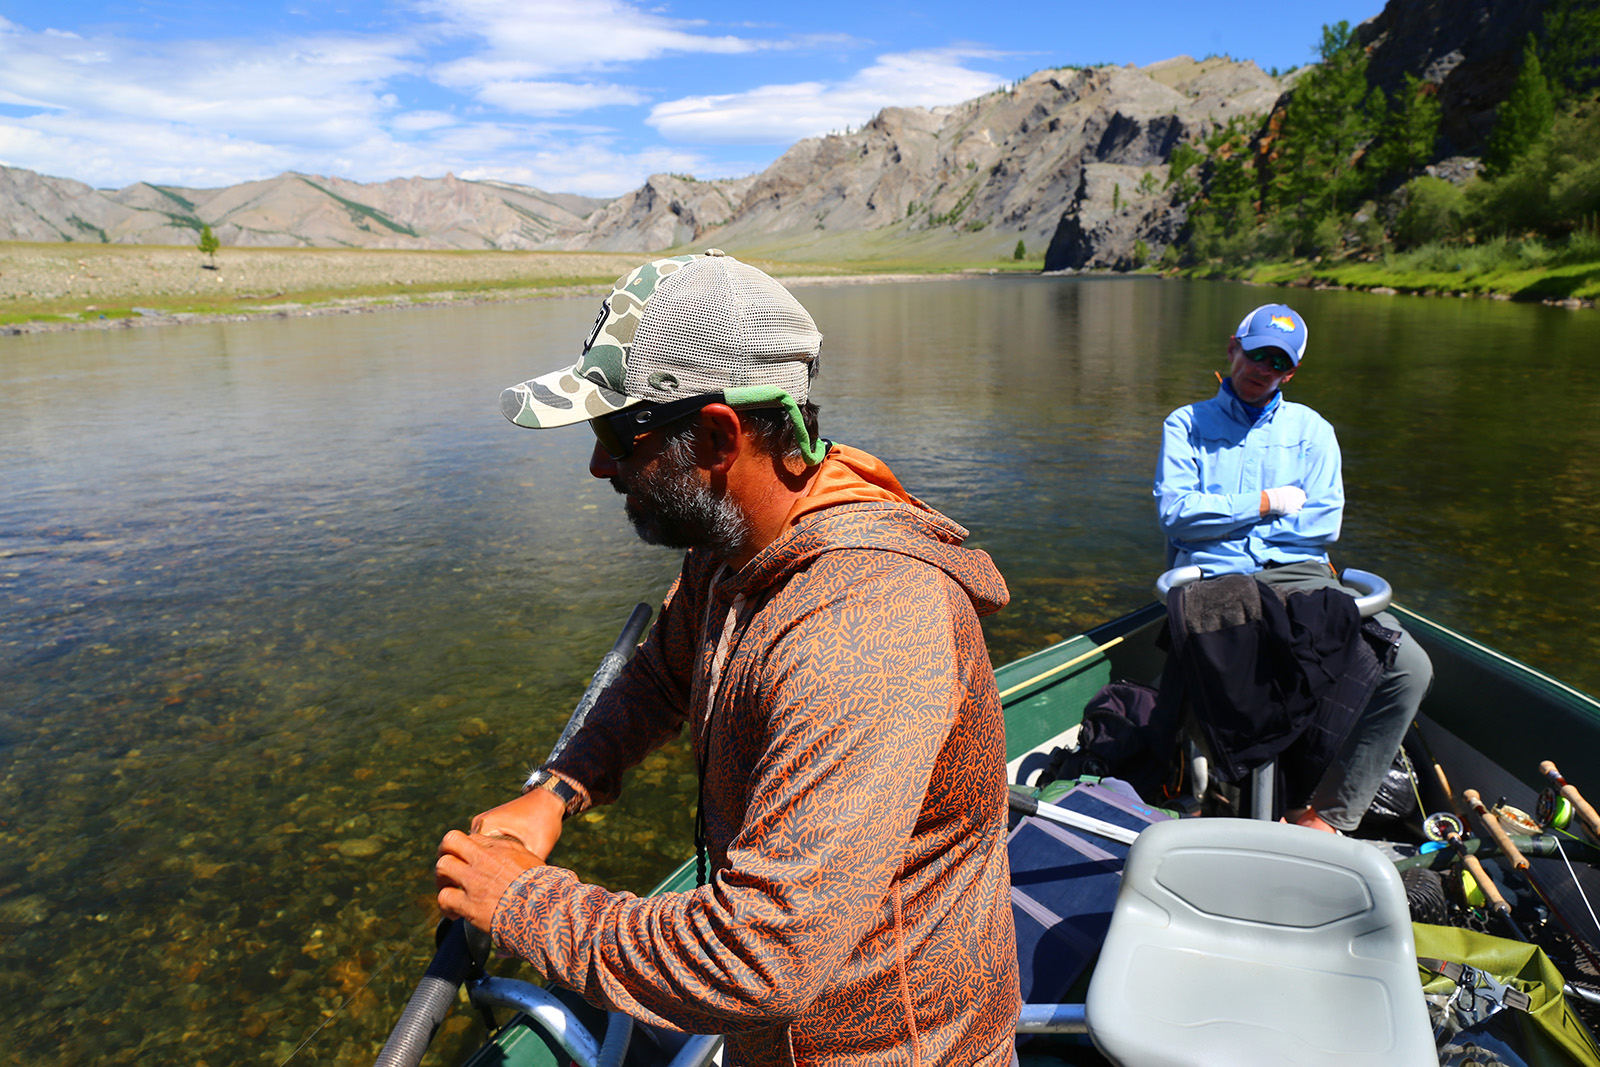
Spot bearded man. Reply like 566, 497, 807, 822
435, 250, 1020, 1066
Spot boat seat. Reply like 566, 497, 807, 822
1084, 818, 1436, 1066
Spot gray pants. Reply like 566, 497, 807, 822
1256, 562, 1435, 832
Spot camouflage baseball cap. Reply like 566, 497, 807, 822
500, 249, 823, 431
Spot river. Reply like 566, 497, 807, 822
2, 276, 1597, 1064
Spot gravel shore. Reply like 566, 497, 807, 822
0, 243, 968, 333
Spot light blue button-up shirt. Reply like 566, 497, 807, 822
1155, 382, 1344, 575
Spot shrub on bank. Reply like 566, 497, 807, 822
1396, 177, 1468, 248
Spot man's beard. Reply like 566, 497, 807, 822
613, 431, 751, 558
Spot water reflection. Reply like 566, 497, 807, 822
2, 278, 1597, 1064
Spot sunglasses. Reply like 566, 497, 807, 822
1243, 347, 1294, 374
589, 392, 727, 461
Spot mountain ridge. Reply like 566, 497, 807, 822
0, 55, 1281, 269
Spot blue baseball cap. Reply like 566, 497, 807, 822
1234, 304, 1308, 366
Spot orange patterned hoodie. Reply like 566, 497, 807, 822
493, 445, 1018, 1067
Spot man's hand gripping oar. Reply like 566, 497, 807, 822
375, 603, 653, 1067
437, 602, 653, 928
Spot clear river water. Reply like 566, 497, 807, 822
3, 276, 1598, 1064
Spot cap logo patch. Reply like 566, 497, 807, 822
584, 299, 611, 354
647, 371, 680, 392
1269, 314, 1296, 332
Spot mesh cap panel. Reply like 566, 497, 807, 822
626, 253, 821, 403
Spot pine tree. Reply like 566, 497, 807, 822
1541, 0, 1600, 98
1267, 22, 1381, 247
1374, 74, 1441, 180
1013, 239, 1026, 260
1485, 38, 1556, 174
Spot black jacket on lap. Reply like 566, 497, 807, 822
1160, 573, 1396, 809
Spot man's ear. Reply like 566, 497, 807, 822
695, 403, 742, 475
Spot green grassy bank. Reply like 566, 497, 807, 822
1181, 236, 1600, 307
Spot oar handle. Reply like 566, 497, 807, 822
1464, 789, 1527, 870
1539, 761, 1600, 840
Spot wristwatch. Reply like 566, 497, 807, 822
522, 767, 583, 818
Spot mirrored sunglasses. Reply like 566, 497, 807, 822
1244, 348, 1294, 374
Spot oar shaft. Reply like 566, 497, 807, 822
1540, 761, 1600, 841
1007, 788, 1140, 846
547, 603, 653, 765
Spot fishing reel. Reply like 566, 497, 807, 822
1491, 800, 1540, 835
1422, 811, 1464, 842
1537, 787, 1576, 832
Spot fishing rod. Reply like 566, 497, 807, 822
1466, 788, 1600, 971
1541, 760, 1600, 845
1396, 831, 1600, 873
372, 603, 654, 1067
1394, 723, 1529, 938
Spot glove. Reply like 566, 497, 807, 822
1261, 485, 1307, 518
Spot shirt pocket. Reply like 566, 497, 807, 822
1259, 437, 1314, 490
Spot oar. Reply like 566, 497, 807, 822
1007, 787, 1141, 846
373, 603, 654, 1067
1541, 761, 1600, 844
1467, 789, 1600, 975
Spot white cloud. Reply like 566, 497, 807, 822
390, 110, 459, 132
0, 21, 417, 148
0, 8, 1014, 198
473, 80, 648, 115
646, 49, 1007, 143
419, 0, 758, 82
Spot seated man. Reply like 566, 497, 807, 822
1154, 303, 1433, 833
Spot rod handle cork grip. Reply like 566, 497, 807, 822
1540, 760, 1600, 840
1450, 832, 1512, 914
1464, 789, 1528, 870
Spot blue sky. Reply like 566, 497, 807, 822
0, 1, 1380, 197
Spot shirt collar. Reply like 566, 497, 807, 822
1221, 378, 1281, 423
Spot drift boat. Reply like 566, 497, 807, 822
378, 570, 1600, 1067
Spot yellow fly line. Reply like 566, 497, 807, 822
997, 636, 1124, 701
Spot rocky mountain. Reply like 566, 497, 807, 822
0, 55, 1280, 269
625, 57, 1281, 269
557, 173, 757, 253
0, 167, 608, 250
3, 0, 1531, 272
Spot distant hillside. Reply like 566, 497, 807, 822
0, 168, 610, 250
0, 55, 1281, 269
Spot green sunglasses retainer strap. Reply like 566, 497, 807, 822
722, 385, 827, 466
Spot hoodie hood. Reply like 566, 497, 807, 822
728, 444, 1008, 617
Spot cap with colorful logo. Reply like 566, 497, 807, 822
499, 249, 823, 433
1234, 303, 1308, 366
